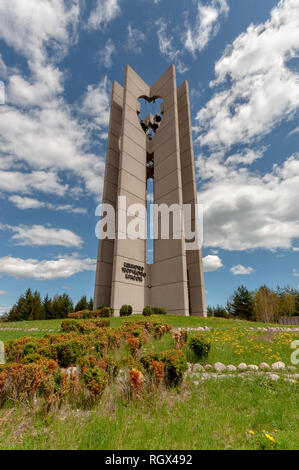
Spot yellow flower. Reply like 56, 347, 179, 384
249, 430, 255, 435
265, 433, 275, 442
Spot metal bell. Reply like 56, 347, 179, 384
151, 122, 159, 132
154, 114, 162, 123
141, 121, 148, 133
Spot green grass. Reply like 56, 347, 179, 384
0, 377, 297, 450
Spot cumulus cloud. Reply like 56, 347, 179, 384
230, 265, 255, 275
81, 76, 110, 129
0, 255, 96, 280
195, 0, 299, 151
198, 153, 299, 251
0, 290, 8, 296
87, 0, 120, 31
0, 1, 108, 200
1, 224, 83, 248
0, 170, 67, 196
8, 195, 87, 214
203, 254, 223, 272
185, 0, 229, 55
156, 19, 189, 74
126, 25, 146, 54
98, 39, 116, 68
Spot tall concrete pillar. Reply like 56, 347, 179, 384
94, 65, 207, 317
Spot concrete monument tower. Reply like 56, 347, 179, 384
94, 65, 206, 316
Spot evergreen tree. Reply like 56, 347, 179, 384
75, 295, 89, 312
43, 294, 53, 320
88, 297, 94, 311
231, 285, 255, 321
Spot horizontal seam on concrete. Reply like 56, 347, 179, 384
111, 279, 146, 287
150, 280, 188, 288
121, 133, 146, 154
153, 253, 186, 264
121, 150, 146, 168
118, 167, 146, 185
154, 152, 180, 174
153, 133, 180, 161
117, 187, 146, 203
155, 185, 183, 203
154, 166, 180, 184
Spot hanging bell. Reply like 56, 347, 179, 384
140, 121, 148, 133
154, 114, 162, 123
151, 122, 159, 132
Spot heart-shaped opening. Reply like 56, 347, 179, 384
137, 96, 164, 140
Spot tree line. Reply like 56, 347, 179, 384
3, 289, 94, 322
208, 285, 299, 322
2, 284, 299, 323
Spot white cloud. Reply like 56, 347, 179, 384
156, 19, 189, 74
0, 170, 67, 196
185, 0, 229, 55
0, 290, 8, 296
0, 1, 107, 200
225, 147, 267, 167
99, 39, 116, 68
1, 224, 83, 248
0, 0, 80, 63
288, 126, 299, 137
8, 195, 45, 210
293, 269, 299, 277
81, 76, 110, 129
203, 254, 223, 272
87, 0, 120, 31
8, 195, 87, 214
126, 25, 146, 54
0, 305, 10, 316
230, 265, 255, 275
0, 255, 96, 280
198, 153, 299, 251
195, 0, 299, 151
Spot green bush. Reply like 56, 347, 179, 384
142, 306, 154, 316
82, 367, 109, 399
154, 307, 168, 315
160, 349, 187, 386
120, 305, 133, 317
61, 319, 78, 332
100, 307, 114, 318
188, 334, 211, 362
61, 319, 110, 333
55, 340, 82, 367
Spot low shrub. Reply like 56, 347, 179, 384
154, 307, 167, 315
188, 334, 211, 362
152, 360, 165, 385
82, 367, 109, 400
173, 329, 188, 349
160, 349, 187, 387
68, 308, 114, 319
61, 319, 110, 334
100, 307, 114, 318
120, 305, 133, 317
142, 306, 154, 316
127, 337, 140, 356
55, 340, 83, 367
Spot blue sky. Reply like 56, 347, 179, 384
0, 0, 298, 314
